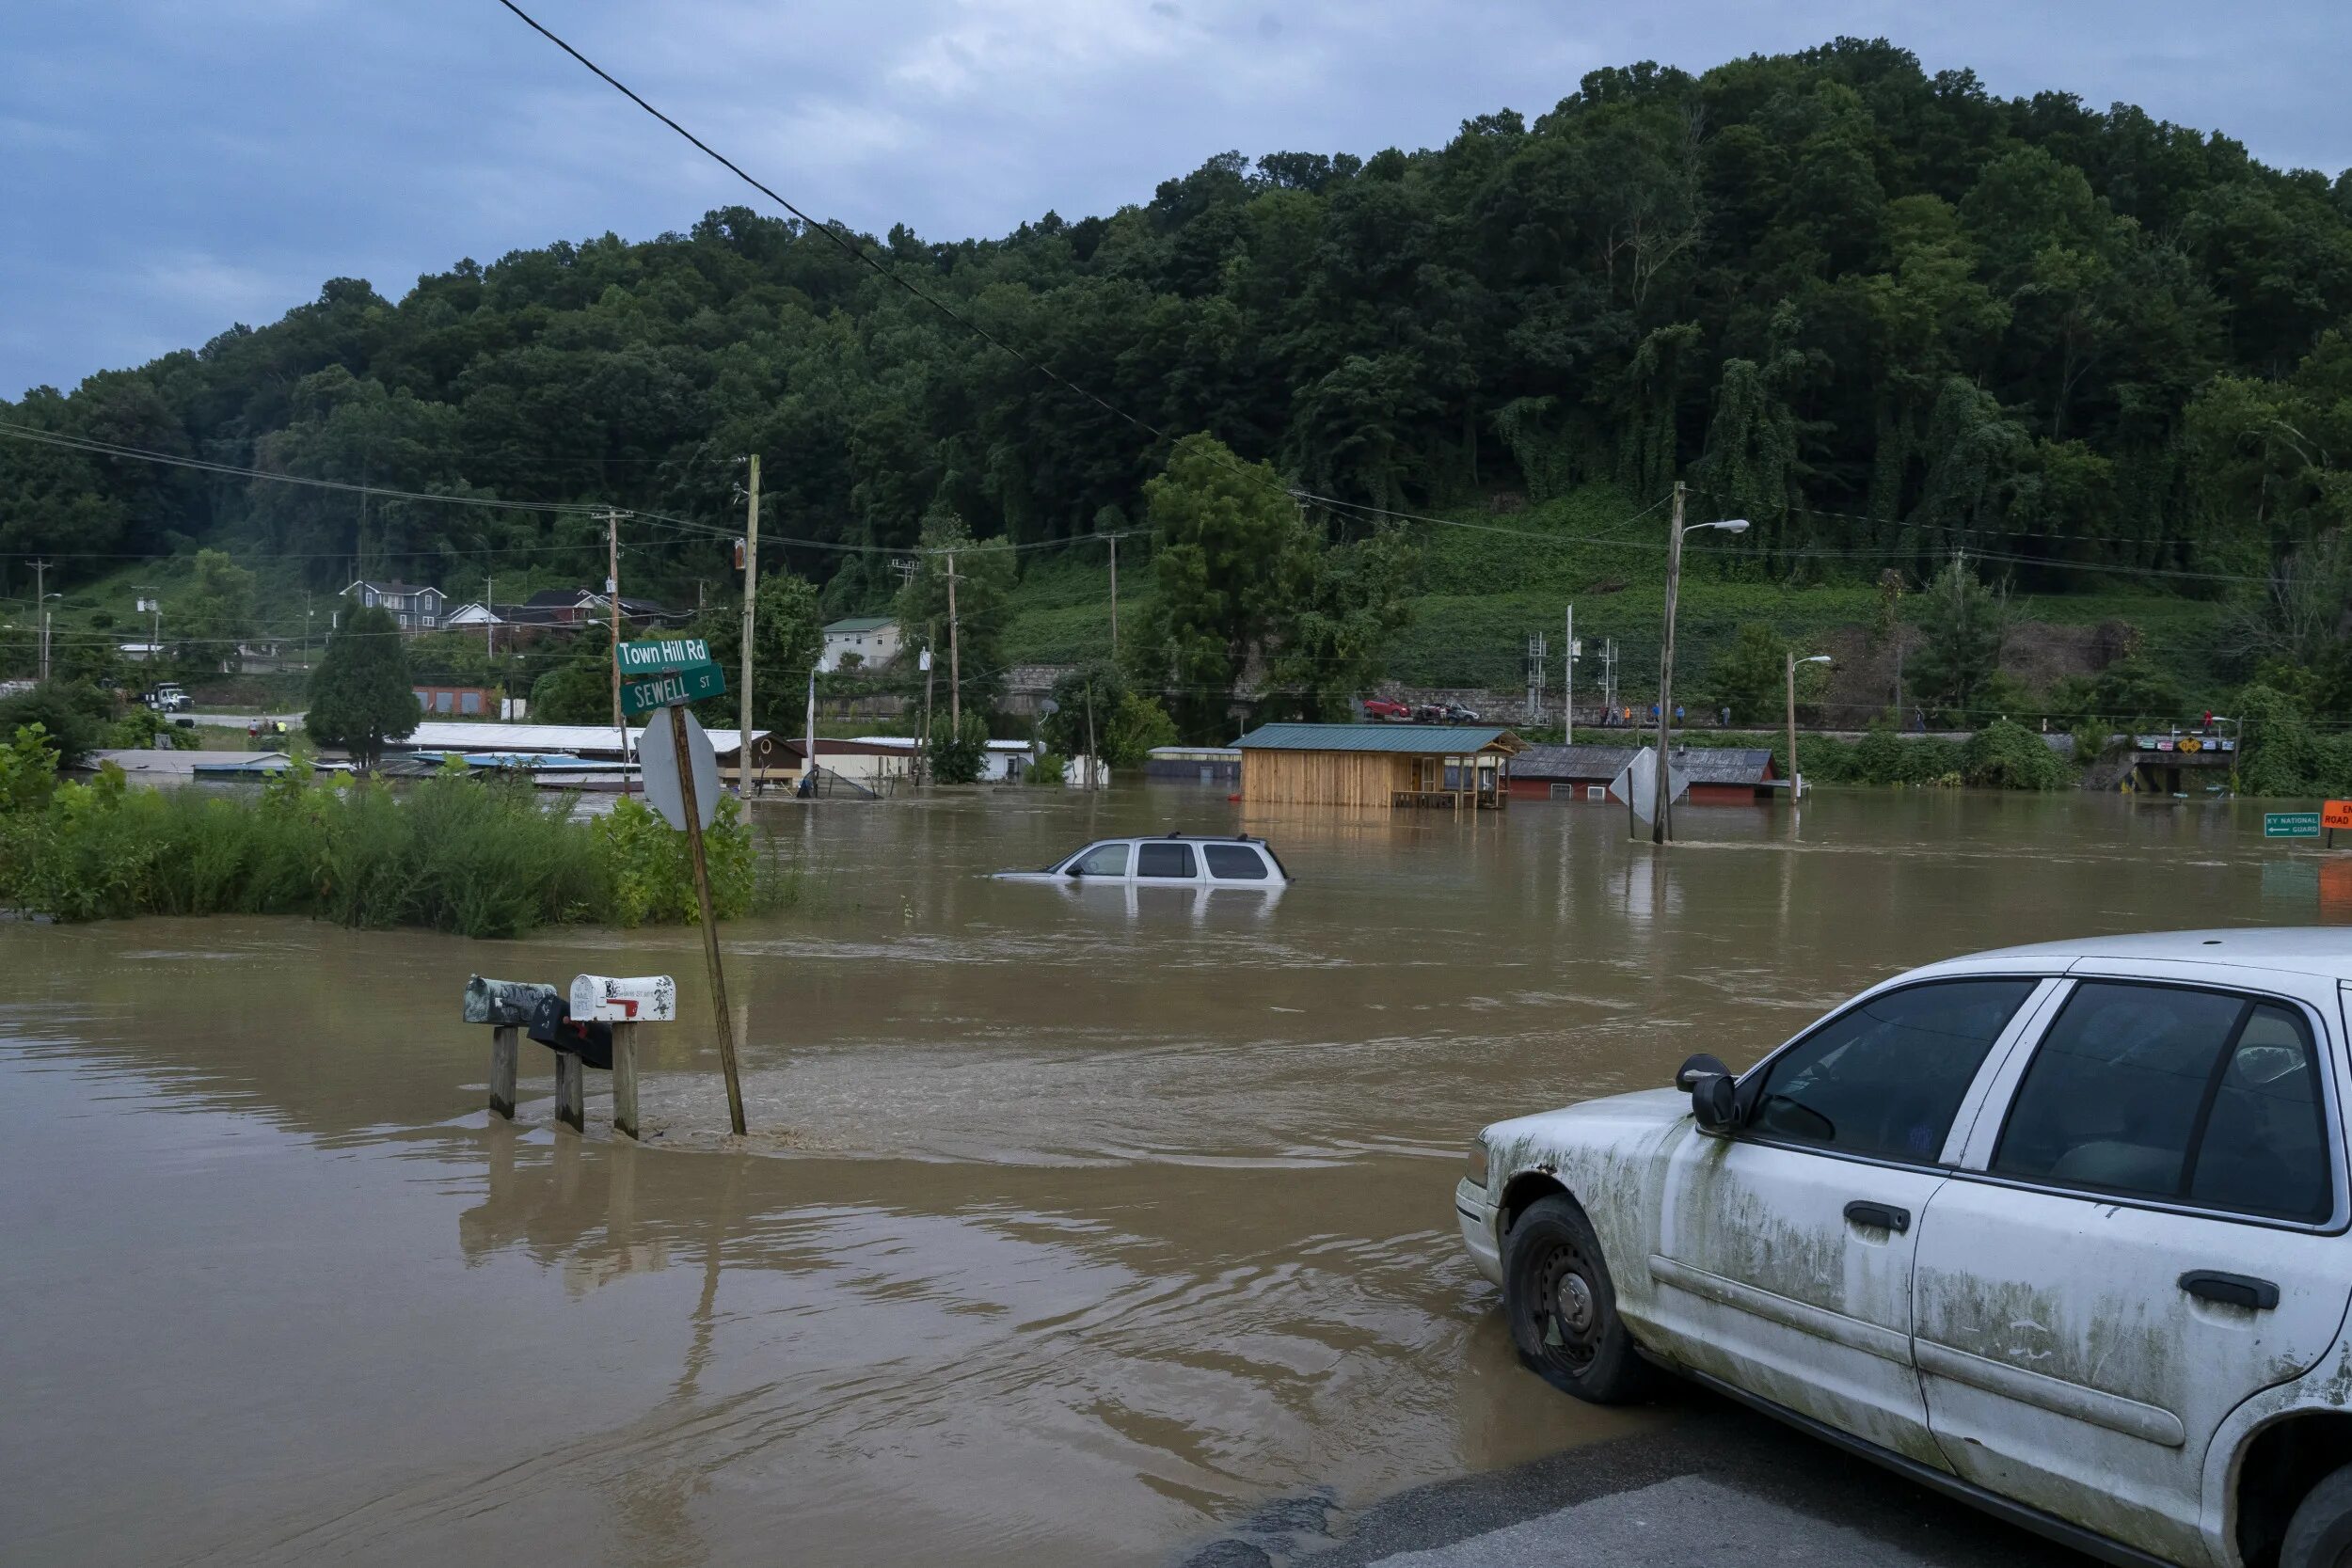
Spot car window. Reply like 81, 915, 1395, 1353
2188, 1006, 2331, 1221
1202, 845, 1266, 880
1135, 843, 1196, 879
1994, 983, 2328, 1220
1071, 843, 1128, 878
1750, 979, 2036, 1163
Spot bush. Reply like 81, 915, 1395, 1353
2238, 685, 2352, 797
0, 681, 114, 766
590, 793, 757, 927
927, 711, 992, 784
0, 753, 771, 936
1962, 720, 2072, 790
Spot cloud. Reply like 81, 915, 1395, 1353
3, 0, 2348, 395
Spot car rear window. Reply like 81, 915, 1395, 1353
1994, 983, 2330, 1221
1202, 845, 1266, 879
1135, 843, 1196, 879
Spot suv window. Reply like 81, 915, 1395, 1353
1071, 843, 1129, 878
1750, 979, 2036, 1163
1202, 845, 1266, 879
1994, 983, 2330, 1221
1135, 843, 1197, 879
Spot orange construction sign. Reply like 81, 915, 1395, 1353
2325, 800, 2352, 831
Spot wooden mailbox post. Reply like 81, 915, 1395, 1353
465, 974, 558, 1121
570, 974, 676, 1140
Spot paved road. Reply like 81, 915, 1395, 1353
180, 710, 304, 729
1177, 1382, 2102, 1568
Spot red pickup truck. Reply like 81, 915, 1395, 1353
1361, 699, 1412, 721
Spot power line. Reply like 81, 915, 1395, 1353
486, 0, 1678, 556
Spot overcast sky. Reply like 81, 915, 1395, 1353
5, 0, 2347, 399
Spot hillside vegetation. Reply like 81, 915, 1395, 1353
6, 38, 2350, 723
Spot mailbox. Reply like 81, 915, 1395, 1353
463, 974, 558, 1027
569, 974, 677, 1023
528, 993, 613, 1070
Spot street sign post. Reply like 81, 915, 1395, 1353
612, 639, 747, 1135
2265, 812, 2322, 839
621, 660, 725, 718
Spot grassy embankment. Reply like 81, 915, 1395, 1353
999, 484, 2233, 710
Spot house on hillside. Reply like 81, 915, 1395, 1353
343, 580, 447, 633
819, 616, 901, 673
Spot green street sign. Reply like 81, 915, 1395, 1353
616, 636, 713, 674
2265, 812, 2322, 839
621, 659, 725, 717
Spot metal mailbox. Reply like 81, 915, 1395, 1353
463, 974, 558, 1026
528, 992, 613, 1070
570, 974, 677, 1022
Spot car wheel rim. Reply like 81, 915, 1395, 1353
1527, 1242, 1601, 1373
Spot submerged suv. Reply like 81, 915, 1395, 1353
1459, 929, 2352, 1568
993, 834, 1289, 887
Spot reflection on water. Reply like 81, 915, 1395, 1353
1, 788, 2336, 1564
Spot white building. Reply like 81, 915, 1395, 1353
818, 616, 902, 673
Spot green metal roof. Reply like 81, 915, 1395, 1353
824, 616, 896, 633
1232, 722, 1519, 754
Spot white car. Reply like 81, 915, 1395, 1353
1458, 929, 2352, 1568
993, 834, 1289, 887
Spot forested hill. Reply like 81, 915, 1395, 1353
6, 36, 2351, 612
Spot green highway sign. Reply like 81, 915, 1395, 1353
616, 636, 713, 673
621, 659, 725, 717
2265, 812, 2322, 839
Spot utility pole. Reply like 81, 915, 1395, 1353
1107, 534, 1119, 658
1564, 605, 1575, 735
739, 454, 760, 796
32, 560, 51, 683
922, 620, 936, 784
1787, 651, 1801, 807
1083, 675, 1097, 790
485, 575, 495, 656
606, 508, 623, 732
945, 550, 961, 733
1652, 483, 1685, 844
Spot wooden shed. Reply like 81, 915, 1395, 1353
1232, 723, 1526, 809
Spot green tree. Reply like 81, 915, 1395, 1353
1708, 624, 1790, 725
1908, 559, 2011, 725
173, 548, 258, 675
0, 682, 114, 767
305, 606, 418, 766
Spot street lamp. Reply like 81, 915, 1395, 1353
1787, 654, 1831, 802
1651, 482, 1749, 843
38, 592, 62, 684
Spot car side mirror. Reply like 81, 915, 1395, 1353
1677, 1053, 1741, 1132
1675, 1053, 1729, 1092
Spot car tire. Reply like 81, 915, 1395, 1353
1502, 1195, 1650, 1403
2281, 1463, 2352, 1568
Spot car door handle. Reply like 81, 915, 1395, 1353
1843, 1200, 1911, 1234
2180, 1271, 2280, 1310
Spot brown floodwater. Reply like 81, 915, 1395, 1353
4, 786, 2345, 1565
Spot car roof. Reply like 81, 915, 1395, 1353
1911, 927, 2352, 984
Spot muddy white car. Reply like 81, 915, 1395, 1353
1458, 929, 2352, 1568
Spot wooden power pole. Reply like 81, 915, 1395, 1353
1107, 534, 1119, 658
1651, 482, 1685, 845
946, 550, 961, 733
606, 508, 624, 731
739, 454, 759, 794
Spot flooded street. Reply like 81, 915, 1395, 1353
4, 788, 2343, 1566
